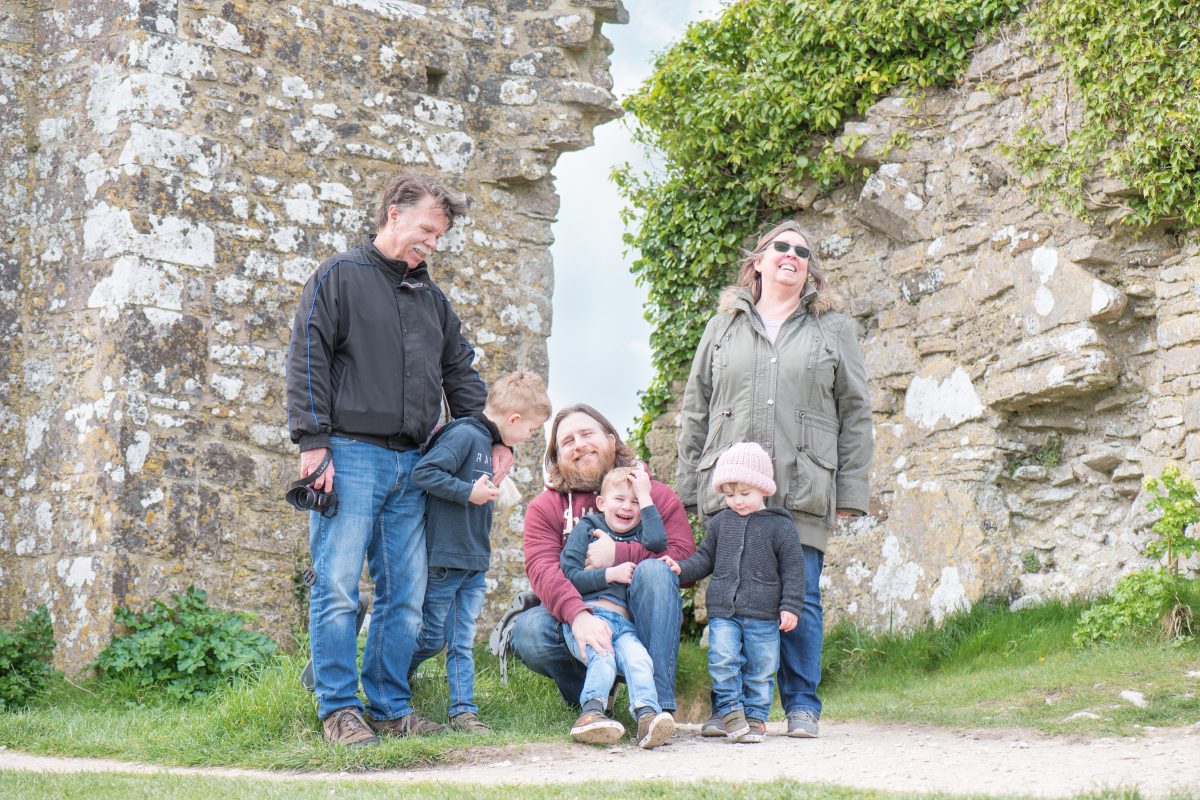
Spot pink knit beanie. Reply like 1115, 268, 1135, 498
711, 442, 776, 496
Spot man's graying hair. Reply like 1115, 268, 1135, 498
376, 173, 469, 232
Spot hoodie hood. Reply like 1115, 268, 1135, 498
717, 284, 844, 317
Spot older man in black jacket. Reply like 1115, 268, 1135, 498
286, 173, 507, 747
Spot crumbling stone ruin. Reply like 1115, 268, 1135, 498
0, 0, 625, 670
4, 3, 1198, 671
646, 27, 1200, 632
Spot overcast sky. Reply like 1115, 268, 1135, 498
547, 1, 724, 439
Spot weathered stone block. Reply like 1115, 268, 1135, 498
982, 325, 1120, 410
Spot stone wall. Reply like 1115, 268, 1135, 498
0, 0, 625, 670
646, 28, 1200, 631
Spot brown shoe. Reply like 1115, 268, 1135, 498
722, 709, 750, 740
636, 711, 674, 749
449, 711, 491, 733
740, 717, 767, 743
322, 707, 379, 747
368, 712, 447, 737
570, 710, 625, 744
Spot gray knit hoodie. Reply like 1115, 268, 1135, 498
676, 507, 804, 621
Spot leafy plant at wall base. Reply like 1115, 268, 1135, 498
93, 586, 277, 702
1144, 463, 1200, 576
1072, 569, 1188, 646
615, 0, 1023, 453
1074, 465, 1200, 645
0, 605, 56, 711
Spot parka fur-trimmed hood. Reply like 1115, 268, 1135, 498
717, 284, 845, 316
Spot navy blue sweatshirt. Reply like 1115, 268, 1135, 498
560, 507, 667, 610
411, 414, 501, 572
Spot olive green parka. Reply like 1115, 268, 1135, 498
676, 284, 873, 553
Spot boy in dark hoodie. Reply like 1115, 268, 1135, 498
559, 464, 674, 749
661, 442, 804, 743
408, 371, 551, 732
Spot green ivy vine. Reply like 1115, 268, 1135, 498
616, 0, 1023, 453
1017, 0, 1200, 227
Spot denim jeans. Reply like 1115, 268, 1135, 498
410, 567, 487, 717
563, 607, 660, 717
778, 545, 825, 717
308, 436, 427, 721
708, 615, 780, 721
509, 558, 681, 710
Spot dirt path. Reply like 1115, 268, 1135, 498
3, 720, 1199, 797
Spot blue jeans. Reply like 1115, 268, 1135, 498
510, 558, 681, 710
564, 607, 660, 717
308, 437, 427, 721
410, 567, 487, 717
778, 545, 825, 717
709, 616, 780, 721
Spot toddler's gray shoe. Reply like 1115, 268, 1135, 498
700, 712, 725, 737
721, 709, 750, 740
786, 709, 819, 738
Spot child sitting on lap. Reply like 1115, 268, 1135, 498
559, 464, 674, 749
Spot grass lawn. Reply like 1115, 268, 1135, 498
0, 598, 1196, 773
0, 773, 1183, 800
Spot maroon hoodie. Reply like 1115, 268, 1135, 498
523, 479, 696, 625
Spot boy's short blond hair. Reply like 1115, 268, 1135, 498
485, 370, 551, 419
599, 466, 636, 497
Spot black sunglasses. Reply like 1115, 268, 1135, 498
771, 241, 811, 259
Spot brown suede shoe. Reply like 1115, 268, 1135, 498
449, 711, 491, 733
721, 708, 750, 740
322, 707, 379, 747
368, 712, 447, 737
636, 710, 674, 749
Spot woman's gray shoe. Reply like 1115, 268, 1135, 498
700, 712, 725, 737
786, 709, 819, 738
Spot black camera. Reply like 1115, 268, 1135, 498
285, 451, 339, 518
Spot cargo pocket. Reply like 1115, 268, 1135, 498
785, 410, 839, 518
696, 443, 733, 517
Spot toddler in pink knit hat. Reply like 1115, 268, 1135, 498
660, 441, 804, 744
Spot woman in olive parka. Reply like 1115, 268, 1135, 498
676, 220, 874, 739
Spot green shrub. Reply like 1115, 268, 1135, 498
1073, 464, 1200, 645
1072, 569, 1189, 646
93, 586, 276, 701
0, 605, 56, 711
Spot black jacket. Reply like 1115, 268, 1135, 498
677, 507, 804, 621
286, 237, 486, 452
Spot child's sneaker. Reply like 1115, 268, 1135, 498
740, 717, 766, 743
570, 710, 625, 744
636, 710, 674, 749
721, 709, 750, 740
